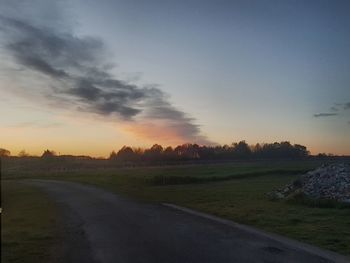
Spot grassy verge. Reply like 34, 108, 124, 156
1, 181, 61, 263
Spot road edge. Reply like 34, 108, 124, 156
163, 203, 350, 263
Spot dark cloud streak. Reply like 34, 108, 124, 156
313, 113, 338, 118
0, 15, 210, 143
330, 106, 339, 112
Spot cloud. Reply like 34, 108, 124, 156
313, 113, 338, 118
8, 121, 62, 129
330, 106, 339, 112
122, 121, 211, 145
0, 12, 211, 144
334, 102, 350, 110
344, 102, 350, 110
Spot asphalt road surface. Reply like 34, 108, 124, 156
27, 180, 349, 263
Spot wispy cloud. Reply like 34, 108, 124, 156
330, 106, 339, 112
344, 102, 350, 110
8, 121, 62, 129
314, 102, 350, 121
313, 113, 338, 118
0, 9, 211, 144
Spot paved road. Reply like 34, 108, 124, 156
27, 180, 349, 263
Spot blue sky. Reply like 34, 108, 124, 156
0, 0, 349, 156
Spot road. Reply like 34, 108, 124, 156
27, 180, 349, 263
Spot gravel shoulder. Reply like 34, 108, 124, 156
26, 179, 350, 263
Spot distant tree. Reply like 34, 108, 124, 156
232, 141, 251, 158
0, 148, 11, 157
252, 143, 262, 157
41, 149, 56, 158
117, 146, 136, 161
198, 145, 215, 160
112, 140, 309, 163
109, 150, 117, 160
132, 147, 144, 161
133, 147, 144, 155
254, 141, 310, 159
18, 150, 29, 157
185, 143, 200, 159
144, 144, 163, 161
293, 144, 309, 158
173, 143, 200, 160
163, 146, 175, 160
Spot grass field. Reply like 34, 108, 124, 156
2, 159, 350, 256
1, 181, 61, 263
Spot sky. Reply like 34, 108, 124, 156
0, 0, 349, 157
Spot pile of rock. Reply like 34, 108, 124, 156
268, 163, 350, 203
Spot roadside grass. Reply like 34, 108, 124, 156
2, 160, 350, 255
1, 181, 61, 263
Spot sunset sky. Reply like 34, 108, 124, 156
1, 0, 349, 157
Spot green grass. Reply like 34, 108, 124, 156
2, 159, 320, 179
2, 159, 350, 256
1, 181, 61, 263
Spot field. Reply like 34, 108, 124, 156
1, 181, 61, 263
2, 158, 350, 261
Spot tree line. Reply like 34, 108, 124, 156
0, 141, 309, 161
109, 141, 309, 162
1, 142, 346, 163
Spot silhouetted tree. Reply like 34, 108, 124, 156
18, 150, 29, 157
109, 150, 117, 160
133, 147, 144, 161
144, 144, 163, 161
41, 149, 56, 158
163, 146, 175, 160
198, 145, 215, 160
112, 141, 309, 163
0, 148, 11, 157
293, 144, 309, 157
116, 146, 137, 161
232, 141, 251, 158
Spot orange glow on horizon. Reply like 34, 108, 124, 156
1, 120, 349, 157
121, 122, 194, 146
